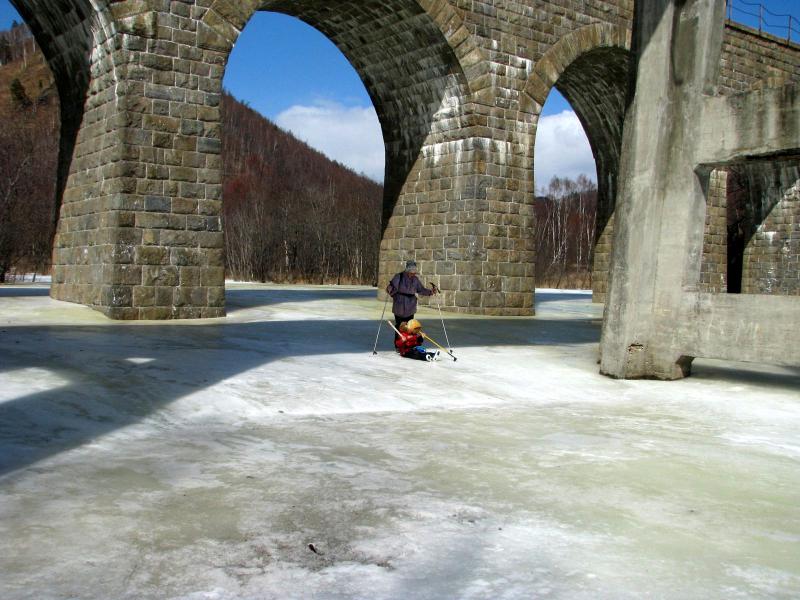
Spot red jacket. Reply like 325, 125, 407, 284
395, 331, 423, 355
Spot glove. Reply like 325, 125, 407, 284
429, 283, 439, 294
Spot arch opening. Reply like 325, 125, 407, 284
221, 11, 386, 285
214, 0, 474, 296
238, 0, 472, 232
532, 89, 598, 292
530, 43, 633, 303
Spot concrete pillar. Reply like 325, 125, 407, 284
600, 0, 726, 379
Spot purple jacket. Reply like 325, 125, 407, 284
387, 272, 433, 317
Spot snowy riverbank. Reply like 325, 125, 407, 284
1, 283, 798, 599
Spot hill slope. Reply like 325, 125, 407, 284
222, 93, 383, 284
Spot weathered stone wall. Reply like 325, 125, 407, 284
11, 0, 800, 323
699, 161, 800, 297
741, 162, 800, 295
24, 1, 129, 314
699, 169, 728, 294
720, 23, 800, 93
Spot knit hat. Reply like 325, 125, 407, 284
405, 260, 417, 273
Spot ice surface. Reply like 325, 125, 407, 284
1, 283, 799, 599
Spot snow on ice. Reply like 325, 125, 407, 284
0, 283, 799, 599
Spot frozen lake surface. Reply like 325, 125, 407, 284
1, 283, 799, 599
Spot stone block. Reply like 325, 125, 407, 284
103, 307, 140, 320
161, 231, 197, 247
133, 286, 156, 307
180, 267, 202, 286
172, 198, 199, 214
202, 267, 225, 287
170, 167, 198, 182
455, 261, 483, 275
144, 266, 179, 287
100, 285, 133, 308
135, 246, 169, 265
171, 248, 206, 266
154, 285, 175, 307
198, 137, 221, 154
207, 249, 225, 267
180, 182, 206, 198
174, 136, 198, 152
208, 286, 225, 307
140, 307, 174, 320
454, 291, 482, 308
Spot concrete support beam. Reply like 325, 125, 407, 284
676, 293, 800, 366
601, 0, 800, 379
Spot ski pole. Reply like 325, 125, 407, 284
431, 286, 452, 351
371, 293, 390, 355
386, 319, 402, 336
422, 333, 457, 361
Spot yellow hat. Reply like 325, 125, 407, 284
407, 319, 422, 331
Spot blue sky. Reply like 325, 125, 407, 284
1, 1, 797, 184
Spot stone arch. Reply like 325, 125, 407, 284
201, 0, 484, 92
199, 0, 486, 222
523, 23, 633, 302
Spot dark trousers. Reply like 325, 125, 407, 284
401, 347, 434, 361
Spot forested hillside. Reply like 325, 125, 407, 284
222, 93, 383, 284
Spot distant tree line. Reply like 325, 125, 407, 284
222, 92, 383, 285
0, 22, 36, 67
533, 175, 598, 289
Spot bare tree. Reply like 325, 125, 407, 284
0, 107, 58, 282
534, 175, 598, 289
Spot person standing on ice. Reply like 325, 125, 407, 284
386, 260, 438, 335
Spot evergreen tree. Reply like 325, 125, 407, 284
10, 78, 32, 110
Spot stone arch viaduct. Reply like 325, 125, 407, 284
9, 0, 800, 379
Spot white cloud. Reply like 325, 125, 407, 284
275, 101, 385, 182
534, 110, 596, 192
275, 103, 595, 190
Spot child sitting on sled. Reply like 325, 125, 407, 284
395, 319, 440, 362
